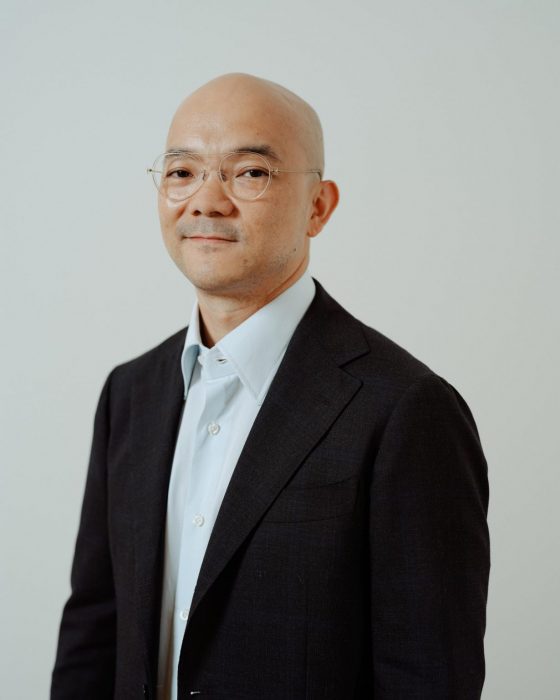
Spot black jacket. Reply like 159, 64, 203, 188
51, 281, 490, 699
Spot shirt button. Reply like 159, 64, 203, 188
192, 513, 205, 527
207, 422, 220, 436
179, 609, 188, 621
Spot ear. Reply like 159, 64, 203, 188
307, 180, 340, 238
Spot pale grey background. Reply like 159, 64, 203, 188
1, 0, 559, 697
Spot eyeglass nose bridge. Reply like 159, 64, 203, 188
198, 167, 224, 187
191, 155, 238, 197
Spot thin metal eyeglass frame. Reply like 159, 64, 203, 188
146, 150, 322, 202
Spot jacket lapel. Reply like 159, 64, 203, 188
187, 284, 369, 625
129, 332, 186, 685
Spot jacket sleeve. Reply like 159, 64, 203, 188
51, 370, 116, 699
369, 373, 490, 699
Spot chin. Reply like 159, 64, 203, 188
182, 269, 244, 295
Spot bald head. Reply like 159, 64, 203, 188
167, 73, 325, 174
157, 73, 340, 308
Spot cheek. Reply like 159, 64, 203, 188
158, 199, 174, 225
247, 197, 305, 245
158, 202, 181, 243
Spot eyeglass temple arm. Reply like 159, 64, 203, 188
272, 168, 322, 176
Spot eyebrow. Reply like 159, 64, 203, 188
232, 145, 281, 161
165, 144, 282, 162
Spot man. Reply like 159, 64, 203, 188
51, 73, 490, 699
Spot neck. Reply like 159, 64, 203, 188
196, 265, 307, 347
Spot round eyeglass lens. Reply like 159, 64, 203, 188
222, 152, 272, 200
152, 152, 204, 202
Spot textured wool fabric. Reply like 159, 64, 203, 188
51, 280, 490, 700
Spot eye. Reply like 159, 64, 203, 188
167, 168, 194, 180
238, 167, 269, 179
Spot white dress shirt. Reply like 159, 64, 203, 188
156, 272, 316, 700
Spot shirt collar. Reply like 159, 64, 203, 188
180, 272, 316, 404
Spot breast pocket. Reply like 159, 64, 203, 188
262, 475, 359, 523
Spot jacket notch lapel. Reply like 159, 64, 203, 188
187, 321, 365, 625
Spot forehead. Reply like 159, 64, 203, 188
166, 96, 300, 161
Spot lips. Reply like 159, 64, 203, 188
185, 234, 236, 242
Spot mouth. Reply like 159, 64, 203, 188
184, 235, 236, 243
177, 222, 239, 243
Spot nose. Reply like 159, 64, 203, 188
186, 170, 235, 217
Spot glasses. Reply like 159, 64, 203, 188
147, 151, 322, 202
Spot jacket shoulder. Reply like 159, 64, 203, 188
357, 320, 433, 383
331, 307, 481, 438
311, 281, 434, 387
